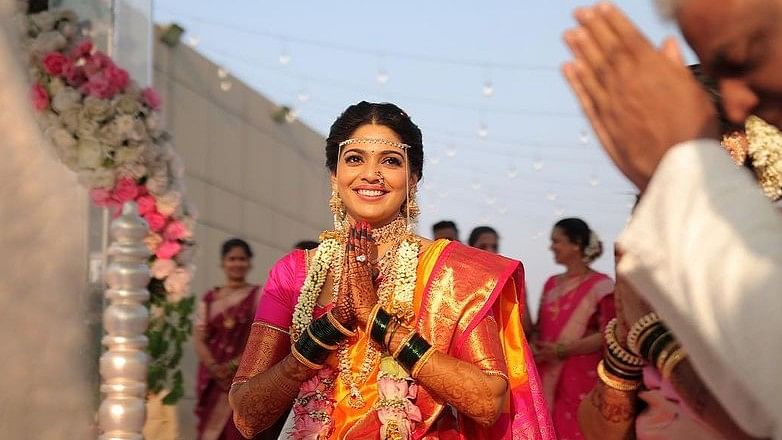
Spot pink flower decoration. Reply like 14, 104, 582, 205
69, 39, 93, 59
30, 83, 49, 111
82, 72, 115, 99
143, 210, 167, 232
105, 64, 130, 91
141, 87, 162, 110
62, 63, 86, 87
163, 220, 187, 241
155, 240, 182, 259
112, 177, 140, 204
136, 194, 156, 216
42, 52, 70, 76
83, 52, 111, 76
150, 258, 177, 280
89, 188, 113, 206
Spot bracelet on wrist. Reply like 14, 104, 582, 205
597, 360, 642, 392
395, 332, 433, 373
604, 318, 645, 367
368, 305, 394, 349
660, 347, 687, 380
326, 311, 357, 338
555, 343, 568, 359
638, 324, 669, 361
309, 314, 345, 347
292, 330, 330, 368
626, 312, 660, 356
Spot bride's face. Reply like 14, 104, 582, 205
332, 124, 411, 227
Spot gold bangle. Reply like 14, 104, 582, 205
654, 340, 680, 372
605, 319, 645, 366
627, 312, 660, 356
326, 311, 357, 338
411, 347, 436, 378
365, 304, 382, 337
290, 346, 324, 370
597, 360, 642, 392
392, 330, 416, 359
306, 326, 338, 350
661, 348, 687, 380
604, 350, 643, 377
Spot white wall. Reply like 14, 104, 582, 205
153, 30, 332, 438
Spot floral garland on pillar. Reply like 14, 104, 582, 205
20, 6, 196, 404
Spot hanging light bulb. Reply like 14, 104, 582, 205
217, 66, 229, 79
589, 174, 600, 187
477, 122, 489, 139
546, 192, 558, 202
445, 144, 457, 158
532, 159, 544, 171
376, 69, 390, 85
220, 80, 232, 91
579, 129, 590, 145
506, 165, 519, 179
278, 46, 291, 66
555, 207, 566, 216
482, 80, 494, 97
186, 36, 200, 48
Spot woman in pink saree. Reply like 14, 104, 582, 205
534, 218, 615, 440
194, 238, 262, 440
228, 102, 554, 439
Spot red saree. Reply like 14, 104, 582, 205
196, 286, 260, 440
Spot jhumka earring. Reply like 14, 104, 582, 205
329, 186, 346, 230
404, 185, 420, 221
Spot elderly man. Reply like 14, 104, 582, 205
563, 1, 782, 439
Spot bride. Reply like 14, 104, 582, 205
229, 101, 554, 439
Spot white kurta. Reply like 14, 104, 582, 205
618, 139, 782, 439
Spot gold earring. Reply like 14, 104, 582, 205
329, 187, 346, 230
403, 186, 420, 220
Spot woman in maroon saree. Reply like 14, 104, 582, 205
194, 238, 261, 440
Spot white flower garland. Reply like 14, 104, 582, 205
290, 237, 341, 341
290, 231, 421, 409
746, 115, 782, 201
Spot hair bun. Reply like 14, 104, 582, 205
583, 230, 603, 263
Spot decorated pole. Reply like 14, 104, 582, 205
99, 202, 150, 440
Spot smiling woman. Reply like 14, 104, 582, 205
228, 101, 555, 439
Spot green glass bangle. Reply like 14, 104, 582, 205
294, 331, 329, 364
604, 354, 643, 380
648, 332, 675, 365
310, 314, 345, 346
370, 307, 393, 348
396, 333, 432, 372
639, 324, 668, 361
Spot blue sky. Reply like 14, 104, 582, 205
153, 1, 685, 312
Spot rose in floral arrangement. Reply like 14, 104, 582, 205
25, 7, 196, 405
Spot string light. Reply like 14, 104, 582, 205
429, 155, 442, 166
579, 129, 590, 145
485, 196, 497, 206
278, 42, 291, 65
555, 207, 566, 216
186, 35, 200, 47
589, 174, 600, 187
497, 205, 509, 215
482, 80, 494, 97
477, 122, 489, 139
376, 68, 390, 85
217, 66, 229, 79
